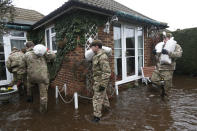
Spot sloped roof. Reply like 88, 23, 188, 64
13, 7, 44, 25
73, 0, 152, 20
33, 0, 167, 29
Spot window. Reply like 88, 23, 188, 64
137, 28, 144, 75
9, 30, 26, 50
114, 26, 122, 81
45, 26, 57, 51
10, 30, 25, 37
0, 42, 6, 80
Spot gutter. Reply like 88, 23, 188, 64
115, 11, 168, 28
5, 24, 31, 31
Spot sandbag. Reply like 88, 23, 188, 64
33, 44, 47, 56
102, 46, 112, 56
85, 46, 112, 61
85, 49, 95, 61
155, 42, 164, 53
160, 38, 177, 64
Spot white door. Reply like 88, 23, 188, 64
0, 31, 27, 86
123, 25, 137, 79
114, 24, 144, 85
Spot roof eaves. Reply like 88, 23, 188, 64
32, 0, 167, 29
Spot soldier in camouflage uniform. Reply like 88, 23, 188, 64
151, 33, 183, 91
24, 41, 56, 113
90, 40, 111, 123
6, 47, 26, 95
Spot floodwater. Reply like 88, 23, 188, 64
0, 75, 197, 131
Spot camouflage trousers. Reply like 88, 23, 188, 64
92, 82, 110, 118
11, 73, 26, 95
11, 73, 24, 85
27, 80, 48, 111
151, 70, 174, 91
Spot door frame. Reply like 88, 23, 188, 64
0, 31, 27, 86
114, 23, 144, 86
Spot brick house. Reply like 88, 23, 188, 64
0, 7, 44, 86
1, 0, 168, 95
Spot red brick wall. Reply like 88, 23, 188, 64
51, 26, 115, 96
144, 28, 156, 66
51, 26, 158, 94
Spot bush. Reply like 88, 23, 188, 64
173, 28, 197, 76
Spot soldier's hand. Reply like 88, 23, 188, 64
162, 49, 168, 54
152, 49, 157, 55
99, 86, 105, 92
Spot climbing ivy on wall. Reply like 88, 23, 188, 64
49, 11, 106, 80
27, 28, 45, 45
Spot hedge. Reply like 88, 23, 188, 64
172, 28, 197, 76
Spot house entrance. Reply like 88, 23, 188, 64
0, 31, 27, 86
114, 24, 144, 85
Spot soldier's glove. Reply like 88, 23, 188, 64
162, 49, 168, 54
99, 86, 105, 92
152, 49, 157, 55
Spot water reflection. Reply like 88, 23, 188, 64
0, 75, 197, 130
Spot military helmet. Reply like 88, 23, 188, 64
166, 32, 172, 38
90, 39, 103, 48
12, 47, 19, 51
162, 31, 172, 38
25, 41, 35, 48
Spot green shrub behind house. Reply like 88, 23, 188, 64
173, 28, 197, 76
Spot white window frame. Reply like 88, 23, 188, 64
45, 26, 57, 52
0, 30, 27, 86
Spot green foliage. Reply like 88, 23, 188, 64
173, 28, 197, 76
49, 11, 106, 80
0, 0, 15, 35
27, 28, 45, 44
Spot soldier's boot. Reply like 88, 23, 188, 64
40, 103, 47, 113
92, 116, 100, 123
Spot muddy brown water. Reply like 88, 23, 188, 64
0, 75, 197, 131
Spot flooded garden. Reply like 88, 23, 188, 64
0, 75, 197, 131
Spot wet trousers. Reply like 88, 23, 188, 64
151, 70, 174, 91
27, 81, 48, 110
93, 84, 110, 118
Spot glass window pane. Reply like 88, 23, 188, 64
0, 35, 3, 44
138, 56, 143, 75
10, 31, 25, 37
114, 26, 121, 48
46, 30, 50, 49
138, 49, 143, 56
0, 44, 6, 80
51, 27, 55, 33
11, 40, 26, 50
127, 57, 135, 76
126, 28, 135, 48
138, 30, 143, 48
114, 58, 122, 81
114, 49, 121, 57
126, 49, 135, 56
52, 36, 57, 51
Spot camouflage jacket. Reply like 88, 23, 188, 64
6, 50, 25, 74
24, 48, 56, 84
156, 44, 183, 70
92, 49, 111, 88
